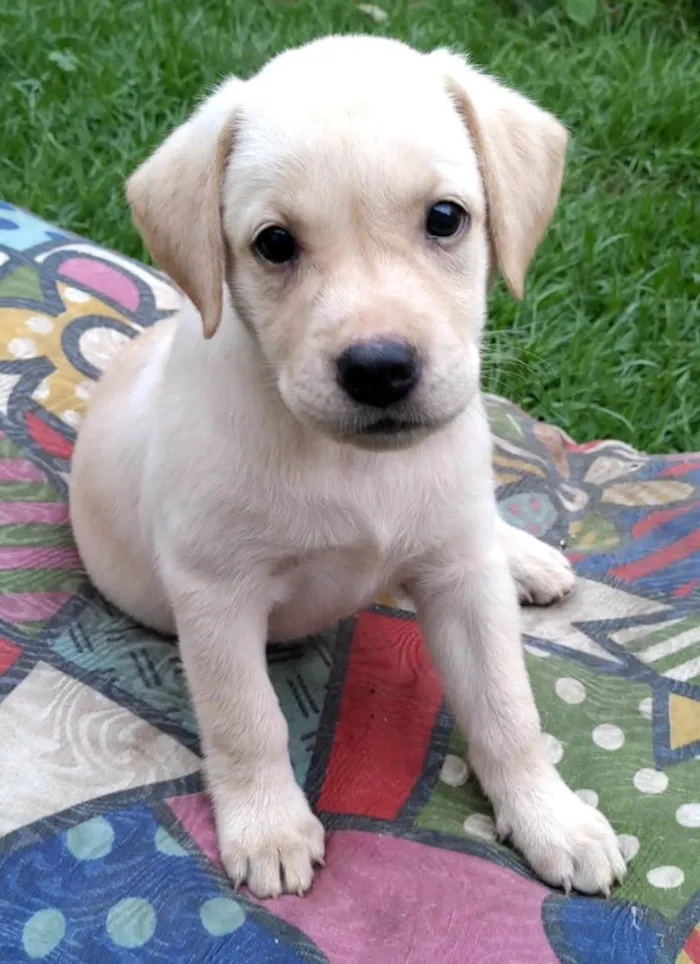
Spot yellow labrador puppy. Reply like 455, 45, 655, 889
70, 35, 626, 899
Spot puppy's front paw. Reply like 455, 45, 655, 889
498, 776, 626, 895
510, 536, 575, 606
214, 781, 325, 898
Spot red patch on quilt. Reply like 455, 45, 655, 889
317, 610, 442, 820
0, 637, 21, 674
26, 411, 73, 460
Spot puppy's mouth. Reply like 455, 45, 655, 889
343, 415, 437, 450
359, 416, 424, 437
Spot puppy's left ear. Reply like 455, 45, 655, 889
431, 50, 568, 299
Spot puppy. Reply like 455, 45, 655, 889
70, 35, 626, 899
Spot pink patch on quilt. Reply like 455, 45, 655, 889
0, 502, 68, 525
0, 547, 80, 570
266, 831, 557, 964
166, 794, 558, 963
58, 257, 139, 311
0, 459, 45, 483
0, 592, 72, 621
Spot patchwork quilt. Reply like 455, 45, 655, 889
0, 202, 698, 963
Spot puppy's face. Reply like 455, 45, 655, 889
128, 37, 567, 450
224, 60, 487, 448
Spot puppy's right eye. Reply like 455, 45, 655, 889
253, 226, 298, 265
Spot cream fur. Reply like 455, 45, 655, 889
70, 35, 625, 899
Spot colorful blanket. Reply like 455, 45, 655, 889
0, 202, 697, 963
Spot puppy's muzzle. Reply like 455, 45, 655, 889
336, 338, 421, 410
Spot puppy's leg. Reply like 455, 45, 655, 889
406, 527, 625, 895
169, 571, 324, 898
498, 517, 575, 605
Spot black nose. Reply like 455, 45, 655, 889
336, 339, 421, 409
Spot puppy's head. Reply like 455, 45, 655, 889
127, 36, 567, 449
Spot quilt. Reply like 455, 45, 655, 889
0, 202, 698, 963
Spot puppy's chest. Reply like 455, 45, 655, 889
272, 546, 387, 597
267, 545, 399, 640
274, 475, 449, 558
266, 474, 457, 604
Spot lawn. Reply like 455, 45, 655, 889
2, 0, 698, 452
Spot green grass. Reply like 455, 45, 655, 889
2, 0, 698, 452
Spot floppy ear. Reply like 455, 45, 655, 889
126, 78, 241, 338
431, 50, 568, 299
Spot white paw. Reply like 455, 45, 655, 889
497, 776, 626, 895
214, 781, 325, 898
509, 533, 575, 606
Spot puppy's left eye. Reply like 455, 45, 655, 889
426, 201, 469, 239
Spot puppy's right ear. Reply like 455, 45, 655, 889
126, 79, 241, 339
